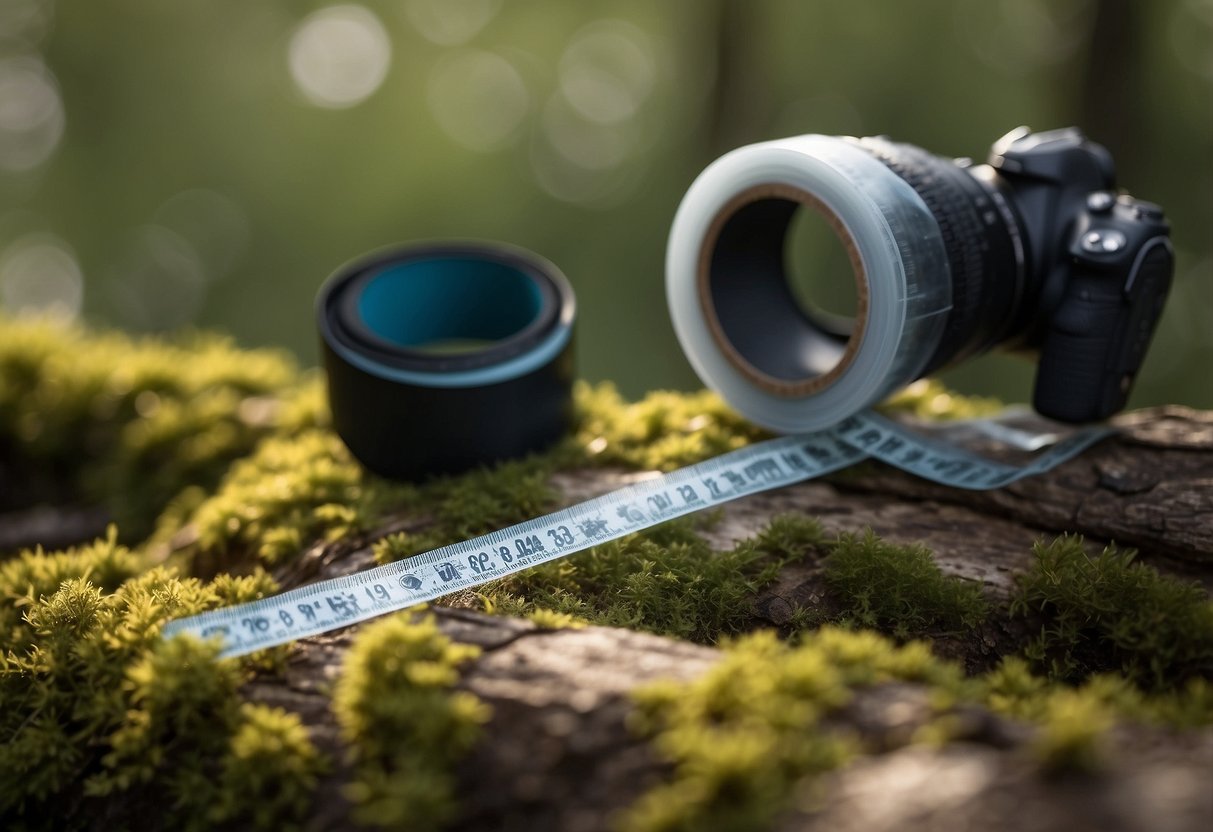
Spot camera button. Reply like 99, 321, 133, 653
1081, 229, 1127, 254
1086, 191, 1115, 213
1132, 201, 1165, 221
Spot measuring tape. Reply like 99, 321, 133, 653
163, 411, 1111, 658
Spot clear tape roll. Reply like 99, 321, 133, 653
667, 135, 953, 432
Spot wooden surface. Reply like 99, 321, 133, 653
248, 406, 1213, 831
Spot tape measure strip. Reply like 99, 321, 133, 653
163, 412, 1112, 658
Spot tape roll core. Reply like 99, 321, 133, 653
696, 182, 869, 397
318, 242, 576, 480
668, 135, 954, 433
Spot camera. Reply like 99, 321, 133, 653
858, 127, 1173, 422
668, 127, 1174, 430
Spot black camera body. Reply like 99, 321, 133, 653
859, 127, 1173, 423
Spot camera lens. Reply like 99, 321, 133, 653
670, 129, 1166, 431
855, 136, 1025, 373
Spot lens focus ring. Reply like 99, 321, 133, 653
857, 137, 1019, 372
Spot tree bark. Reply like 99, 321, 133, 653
248, 406, 1212, 831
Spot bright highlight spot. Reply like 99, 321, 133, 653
404, 0, 502, 46
427, 50, 529, 152
288, 5, 391, 109
0, 232, 83, 320
558, 20, 656, 125
0, 54, 65, 172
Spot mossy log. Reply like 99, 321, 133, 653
246, 406, 1212, 832
2, 317, 1210, 831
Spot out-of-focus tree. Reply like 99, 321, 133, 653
0, 0, 1208, 407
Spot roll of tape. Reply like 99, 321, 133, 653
316, 242, 576, 480
667, 135, 954, 432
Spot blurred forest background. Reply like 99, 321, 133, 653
1, 0, 1210, 408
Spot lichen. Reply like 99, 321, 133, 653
331, 613, 489, 830
1010, 535, 1213, 690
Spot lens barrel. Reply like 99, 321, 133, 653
854, 137, 1026, 374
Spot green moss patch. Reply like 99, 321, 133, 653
622, 628, 964, 832
819, 530, 989, 639
0, 316, 323, 537
166, 429, 412, 574
1011, 535, 1213, 690
626, 626, 1213, 832
0, 530, 320, 830
331, 613, 489, 830
478, 514, 823, 644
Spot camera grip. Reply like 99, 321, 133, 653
1033, 241, 1172, 422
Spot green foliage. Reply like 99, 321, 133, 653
623, 627, 965, 832
0, 526, 142, 645
569, 382, 767, 471
373, 458, 558, 565
0, 532, 317, 829
212, 703, 323, 830
819, 530, 989, 639
0, 316, 323, 536
1011, 535, 1213, 689
89, 635, 242, 796
331, 614, 489, 830
173, 429, 412, 571
484, 514, 820, 644
880, 378, 1003, 420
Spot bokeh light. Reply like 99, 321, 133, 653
558, 20, 657, 125
1170, 1, 1213, 81
288, 5, 391, 109
404, 0, 502, 46
0, 231, 82, 320
0, 0, 55, 45
426, 49, 529, 152
0, 54, 64, 172
954, 0, 1091, 77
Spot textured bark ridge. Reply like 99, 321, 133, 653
251, 406, 1212, 832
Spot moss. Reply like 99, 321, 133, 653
523, 608, 587, 630
818, 530, 989, 639
212, 703, 324, 830
626, 625, 1213, 828
164, 429, 416, 573
1031, 690, 1113, 774
0, 526, 142, 644
622, 627, 966, 832
331, 613, 489, 830
0, 532, 317, 829
568, 382, 768, 471
1011, 535, 1213, 690
0, 316, 322, 537
880, 378, 1003, 420
6, 319, 1212, 824
480, 514, 821, 644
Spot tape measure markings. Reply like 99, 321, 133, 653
163, 413, 1112, 658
